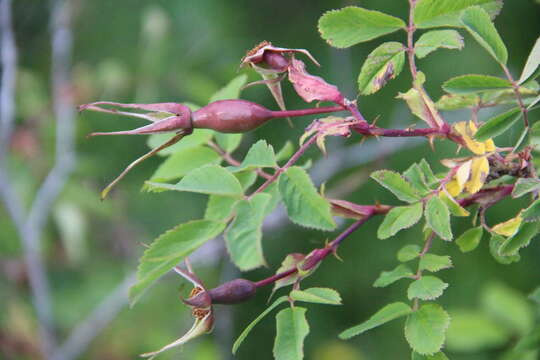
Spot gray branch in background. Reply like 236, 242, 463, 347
51, 273, 136, 360
0, 0, 76, 357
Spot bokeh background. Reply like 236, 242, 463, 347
1, 0, 540, 359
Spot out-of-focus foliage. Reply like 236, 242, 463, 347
1, 0, 539, 359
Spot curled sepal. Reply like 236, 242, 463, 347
241, 41, 320, 70
139, 311, 214, 359
288, 58, 345, 105
299, 116, 355, 155
80, 101, 192, 136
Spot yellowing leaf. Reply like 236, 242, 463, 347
453, 121, 496, 155
492, 215, 523, 237
439, 190, 470, 217
465, 157, 489, 194
456, 160, 472, 187
445, 179, 463, 197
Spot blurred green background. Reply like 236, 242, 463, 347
1, 0, 540, 359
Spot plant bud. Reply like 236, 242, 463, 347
207, 279, 257, 305
262, 51, 290, 72
182, 287, 212, 308
192, 99, 273, 133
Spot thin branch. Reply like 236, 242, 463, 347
51, 273, 136, 360
502, 65, 529, 128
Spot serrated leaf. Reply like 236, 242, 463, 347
371, 170, 421, 203
405, 303, 450, 355
404, 164, 433, 194
436, 94, 479, 110
419, 254, 453, 272
519, 37, 540, 84
129, 220, 225, 305
377, 203, 424, 240
475, 108, 521, 141
279, 167, 336, 231
522, 200, 540, 222
439, 191, 470, 217
414, 0, 503, 29
490, 234, 520, 264
446, 310, 509, 352
339, 302, 412, 339
358, 42, 406, 95
512, 178, 540, 198
408, 276, 449, 300
481, 282, 534, 336
209, 74, 248, 102
373, 264, 414, 287
492, 214, 522, 237
461, 6, 508, 65
230, 140, 277, 172
147, 129, 214, 156
499, 222, 539, 256
148, 146, 221, 183
273, 307, 310, 360
443, 74, 512, 94
412, 351, 449, 360
415, 30, 464, 58
419, 159, 438, 186
318, 6, 406, 48
398, 244, 422, 262
290, 287, 342, 305
396, 86, 444, 127
225, 193, 271, 271
204, 172, 257, 221
233, 296, 288, 354
426, 196, 453, 240
456, 226, 483, 252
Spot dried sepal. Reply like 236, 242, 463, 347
241, 41, 320, 69
288, 58, 345, 105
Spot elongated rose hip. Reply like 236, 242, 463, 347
192, 100, 273, 133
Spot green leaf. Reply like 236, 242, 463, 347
377, 203, 424, 240
425, 196, 453, 241
405, 303, 451, 355
209, 74, 248, 102
519, 37, 540, 84
147, 129, 214, 156
461, 6, 508, 65
481, 282, 534, 336
475, 108, 521, 141
446, 310, 509, 352
290, 287, 342, 305
215, 133, 242, 153
439, 191, 469, 217
490, 234, 521, 264
499, 222, 539, 256
414, 0, 503, 29
233, 296, 288, 354
279, 167, 336, 231
412, 352, 449, 360
404, 163, 432, 194
522, 200, 540, 222
419, 254, 453, 272
529, 288, 540, 305
129, 220, 225, 305
419, 159, 438, 186
442, 74, 512, 94
339, 302, 412, 339
408, 276, 449, 300
456, 226, 483, 252
357, 42, 406, 95
371, 170, 421, 203
204, 172, 256, 221
146, 165, 243, 197
148, 146, 221, 183
373, 264, 414, 287
230, 139, 277, 172
273, 307, 310, 360
512, 178, 540, 198
415, 30, 464, 58
436, 94, 479, 110
398, 244, 422, 262
225, 193, 271, 271
318, 6, 406, 48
